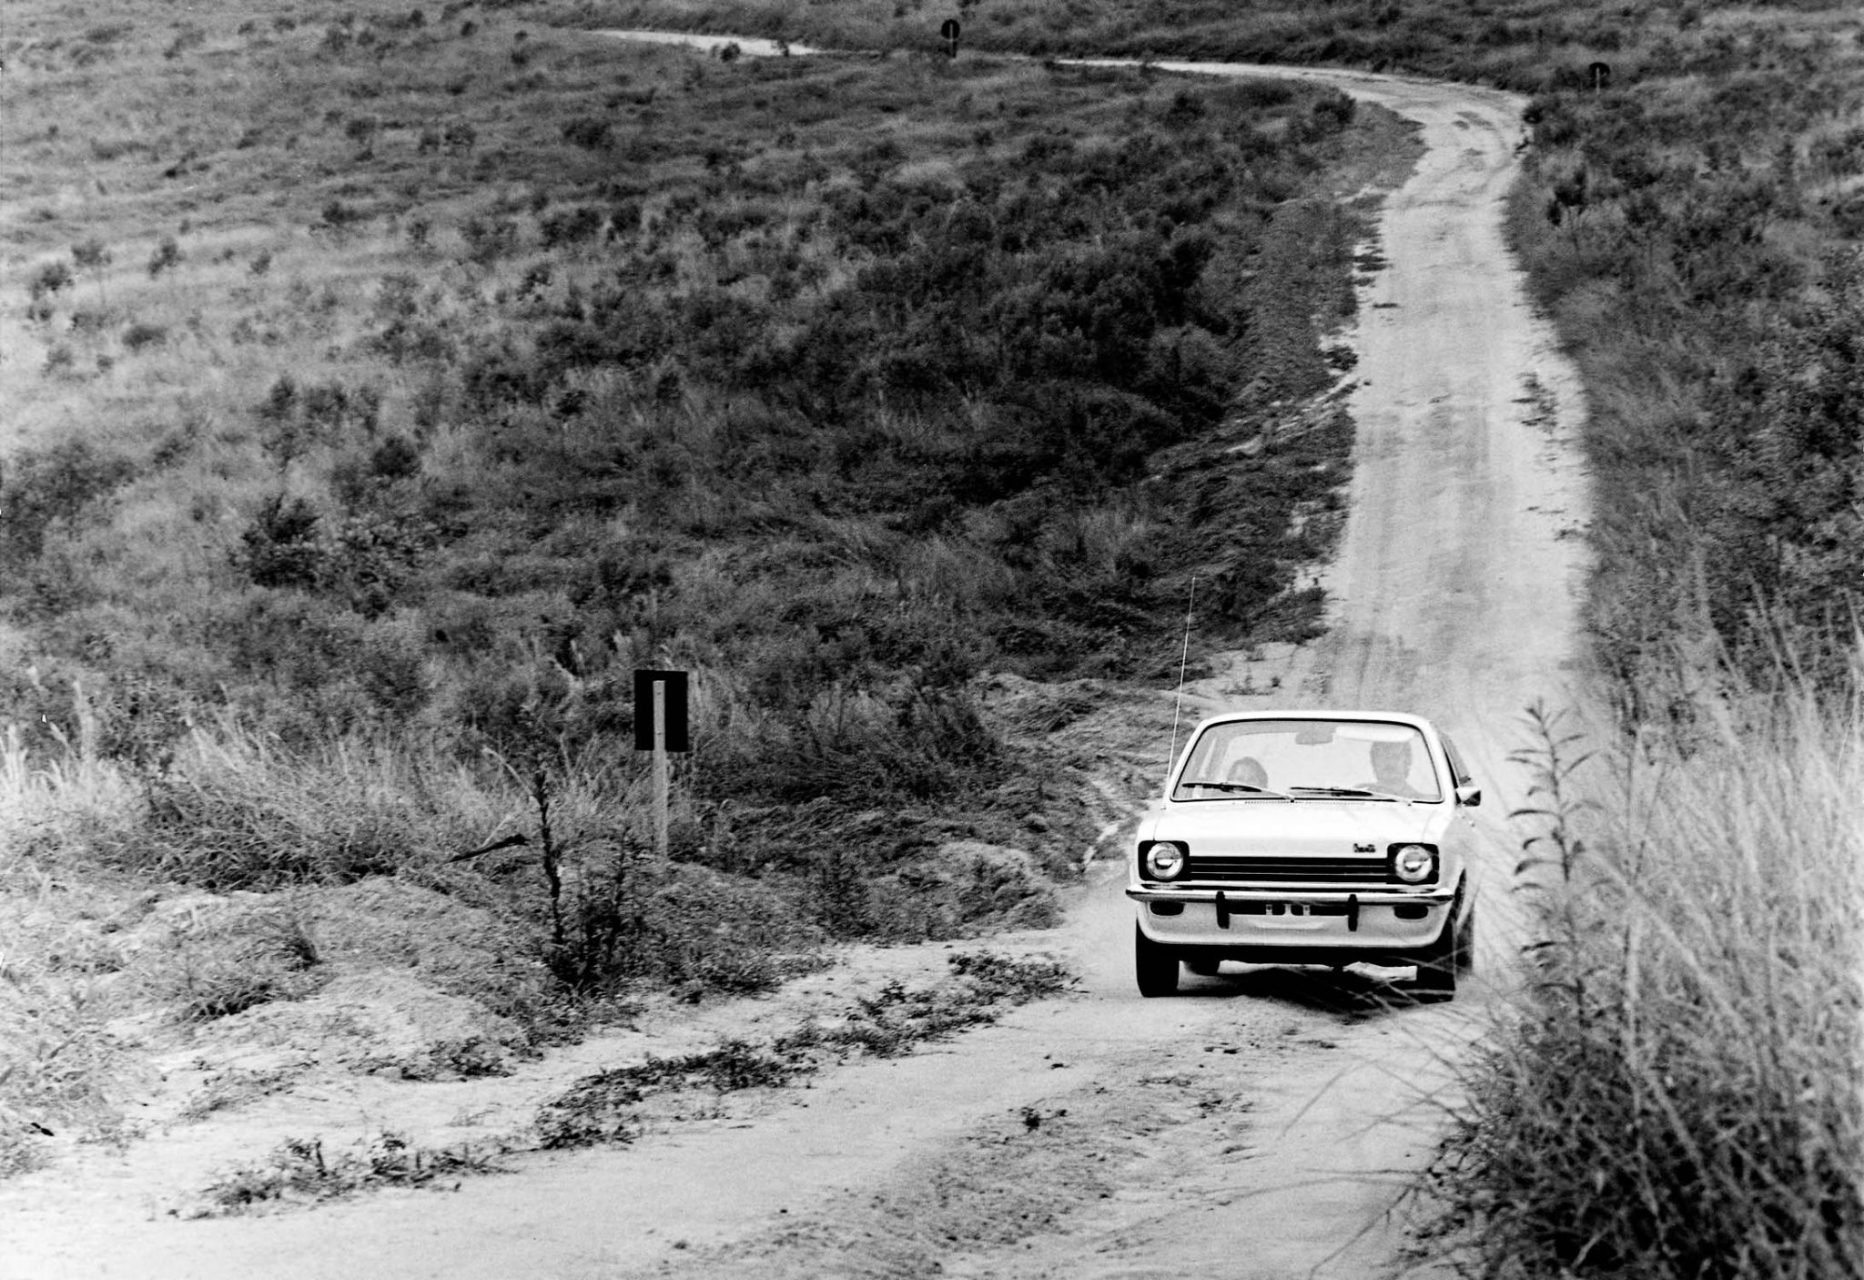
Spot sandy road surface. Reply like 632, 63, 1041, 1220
0, 47, 1588, 1280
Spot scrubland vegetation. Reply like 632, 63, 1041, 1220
0, 0, 1378, 1175
5, 0, 1862, 1271
575, 0, 1864, 1272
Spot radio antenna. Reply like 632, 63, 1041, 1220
1166, 573, 1196, 786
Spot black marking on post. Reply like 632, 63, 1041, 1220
633, 669, 690, 752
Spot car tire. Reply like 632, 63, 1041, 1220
1412, 918, 1458, 1000
1134, 924, 1181, 997
1453, 901, 1476, 973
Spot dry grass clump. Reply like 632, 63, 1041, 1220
197, 1130, 504, 1216
154, 895, 330, 1022
112, 717, 521, 889
0, 909, 133, 1177
1441, 695, 1864, 1278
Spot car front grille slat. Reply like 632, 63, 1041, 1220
1188, 856, 1393, 885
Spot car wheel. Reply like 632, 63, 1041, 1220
1453, 902, 1476, 973
1412, 919, 1458, 1000
1134, 924, 1181, 997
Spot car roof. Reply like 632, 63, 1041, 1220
1183, 709, 1438, 733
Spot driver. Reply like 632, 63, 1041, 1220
1363, 739, 1424, 797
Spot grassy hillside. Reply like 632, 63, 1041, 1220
0, 9, 1376, 758
592, 0, 1864, 714
0, 0, 1397, 1171
565, 2, 1864, 1275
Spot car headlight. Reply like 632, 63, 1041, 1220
1142, 841, 1187, 881
1389, 843, 1437, 884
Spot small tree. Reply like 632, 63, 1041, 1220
28, 259, 74, 302
71, 238, 112, 306
26, 260, 73, 323
148, 235, 185, 278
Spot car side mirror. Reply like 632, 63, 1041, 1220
1455, 784, 1482, 808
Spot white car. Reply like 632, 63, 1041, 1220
1128, 710, 1480, 999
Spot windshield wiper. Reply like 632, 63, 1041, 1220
1287, 786, 1389, 799
1178, 779, 1292, 799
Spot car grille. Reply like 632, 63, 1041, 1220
1187, 856, 1396, 885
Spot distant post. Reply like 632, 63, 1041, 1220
634, 670, 690, 859
1588, 61, 1611, 92
940, 18, 960, 59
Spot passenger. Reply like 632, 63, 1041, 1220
1226, 756, 1269, 789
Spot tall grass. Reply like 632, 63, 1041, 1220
119, 715, 531, 887
1444, 691, 1864, 1278
0, 693, 141, 846
0, 711, 143, 1176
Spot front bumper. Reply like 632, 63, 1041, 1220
1128, 883, 1457, 956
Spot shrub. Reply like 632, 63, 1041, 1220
0, 440, 137, 566
258, 378, 378, 467
460, 215, 517, 264
27, 260, 73, 302
147, 236, 184, 278
235, 493, 324, 589
368, 435, 421, 483
560, 117, 612, 151
70, 238, 110, 277
540, 205, 605, 248
319, 199, 365, 234
122, 322, 167, 351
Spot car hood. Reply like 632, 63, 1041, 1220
1138, 799, 1455, 855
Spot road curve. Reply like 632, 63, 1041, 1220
0, 47, 1589, 1280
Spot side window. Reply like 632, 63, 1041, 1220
1442, 735, 1473, 787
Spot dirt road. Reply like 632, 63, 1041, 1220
0, 51, 1588, 1280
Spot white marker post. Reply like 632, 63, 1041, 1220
634, 670, 690, 862
653, 678, 670, 860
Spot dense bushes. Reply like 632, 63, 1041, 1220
0, 441, 137, 570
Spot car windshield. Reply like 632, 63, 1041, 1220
1171, 718, 1442, 802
